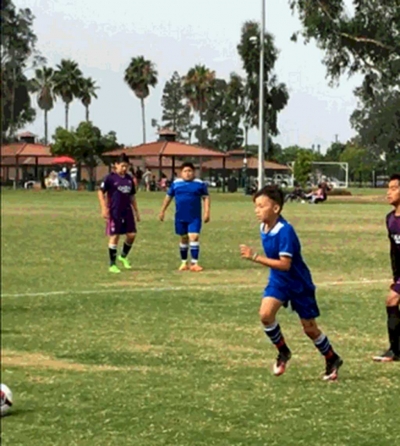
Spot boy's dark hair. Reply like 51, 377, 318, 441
115, 153, 129, 164
389, 173, 400, 183
181, 162, 195, 171
253, 185, 284, 211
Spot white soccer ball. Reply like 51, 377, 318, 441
1, 384, 13, 416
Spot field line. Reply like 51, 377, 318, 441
1, 279, 388, 298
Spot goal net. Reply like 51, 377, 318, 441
310, 162, 349, 189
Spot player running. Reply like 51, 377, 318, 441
240, 185, 343, 381
98, 153, 140, 273
373, 173, 400, 362
159, 162, 210, 272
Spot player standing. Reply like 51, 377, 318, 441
373, 173, 400, 362
159, 162, 210, 272
240, 185, 343, 380
98, 154, 140, 273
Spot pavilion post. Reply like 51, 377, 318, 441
171, 156, 176, 181
158, 155, 162, 180
15, 155, 19, 189
222, 156, 226, 193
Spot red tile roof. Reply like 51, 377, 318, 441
1, 156, 56, 166
202, 157, 290, 170
1, 143, 52, 157
104, 141, 226, 158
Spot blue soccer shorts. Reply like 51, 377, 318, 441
263, 285, 320, 320
175, 218, 202, 236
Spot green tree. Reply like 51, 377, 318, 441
204, 75, 244, 151
183, 64, 216, 145
289, 1, 400, 88
124, 56, 158, 144
52, 122, 119, 190
324, 142, 346, 161
293, 149, 314, 187
30, 66, 56, 144
79, 77, 99, 122
237, 21, 289, 147
339, 140, 375, 183
53, 59, 83, 130
1, 0, 43, 140
161, 71, 192, 140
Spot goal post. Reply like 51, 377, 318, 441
290, 161, 349, 189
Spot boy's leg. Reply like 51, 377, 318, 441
188, 219, 202, 272
300, 318, 343, 381
179, 234, 189, 271
108, 234, 120, 273
260, 295, 292, 376
175, 220, 189, 270
373, 287, 400, 362
118, 213, 136, 269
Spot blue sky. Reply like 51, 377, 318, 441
16, 0, 362, 152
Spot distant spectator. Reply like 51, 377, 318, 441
70, 164, 78, 190
143, 168, 152, 192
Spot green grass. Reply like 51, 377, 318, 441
1, 190, 398, 446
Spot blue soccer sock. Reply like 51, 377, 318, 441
190, 241, 199, 263
179, 243, 189, 262
314, 333, 337, 359
264, 321, 290, 352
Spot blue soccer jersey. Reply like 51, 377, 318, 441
260, 216, 315, 293
167, 178, 209, 222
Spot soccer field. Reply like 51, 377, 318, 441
1, 190, 398, 446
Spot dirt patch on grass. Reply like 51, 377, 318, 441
1, 349, 162, 374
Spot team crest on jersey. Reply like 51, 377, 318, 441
392, 234, 400, 244
118, 185, 131, 193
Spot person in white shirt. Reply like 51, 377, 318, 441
70, 164, 78, 190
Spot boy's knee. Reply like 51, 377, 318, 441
386, 290, 400, 307
126, 233, 136, 244
259, 310, 274, 326
189, 234, 199, 242
181, 235, 189, 244
301, 319, 320, 340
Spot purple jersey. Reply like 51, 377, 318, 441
100, 173, 135, 217
386, 211, 400, 281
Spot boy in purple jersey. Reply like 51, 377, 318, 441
98, 154, 140, 273
240, 186, 343, 381
373, 173, 400, 362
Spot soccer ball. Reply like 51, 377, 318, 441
1, 384, 13, 416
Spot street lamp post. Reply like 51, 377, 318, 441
257, 0, 266, 190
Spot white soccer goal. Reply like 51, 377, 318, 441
290, 162, 349, 189
310, 162, 349, 189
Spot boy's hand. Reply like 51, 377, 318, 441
101, 208, 109, 220
204, 213, 210, 223
135, 212, 141, 223
240, 244, 255, 260
159, 211, 165, 222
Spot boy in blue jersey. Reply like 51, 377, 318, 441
159, 162, 210, 271
240, 185, 343, 381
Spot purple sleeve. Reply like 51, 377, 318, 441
130, 180, 136, 196
100, 175, 111, 193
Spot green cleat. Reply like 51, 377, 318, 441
118, 255, 132, 270
109, 264, 121, 274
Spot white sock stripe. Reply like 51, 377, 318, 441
108, 245, 117, 249
124, 242, 133, 246
314, 334, 327, 345
189, 241, 200, 247
264, 322, 279, 331
179, 244, 189, 249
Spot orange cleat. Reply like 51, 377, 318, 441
190, 263, 203, 272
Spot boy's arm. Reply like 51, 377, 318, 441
97, 189, 109, 219
131, 195, 140, 222
159, 195, 173, 221
203, 195, 210, 223
240, 245, 292, 271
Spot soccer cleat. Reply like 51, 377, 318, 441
273, 349, 292, 376
178, 262, 189, 271
372, 349, 400, 362
109, 265, 121, 274
118, 255, 132, 270
190, 263, 203, 272
323, 355, 343, 381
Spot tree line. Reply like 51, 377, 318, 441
2, 0, 399, 180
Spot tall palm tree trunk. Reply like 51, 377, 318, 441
141, 98, 146, 143
65, 102, 69, 130
85, 105, 89, 122
44, 110, 48, 145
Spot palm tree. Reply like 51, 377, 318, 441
53, 59, 83, 130
124, 56, 158, 143
30, 66, 56, 145
183, 65, 215, 140
79, 77, 99, 122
